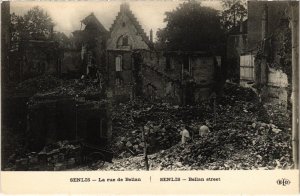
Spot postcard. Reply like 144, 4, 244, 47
1, 0, 299, 194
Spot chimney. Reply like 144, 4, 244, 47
150, 29, 153, 43
261, 4, 268, 39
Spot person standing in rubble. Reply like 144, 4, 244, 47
199, 120, 211, 136
179, 125, 190, 144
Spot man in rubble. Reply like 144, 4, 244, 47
179, 125, 190, 144
199, 120, 211, 137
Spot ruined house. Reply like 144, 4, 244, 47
227, 1, 294, 106
65, 13, 109, 79
141, 50, 221, 104
106, 3, 222, 104
106, 3, 154, 102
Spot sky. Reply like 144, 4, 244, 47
10, 0, 223, 41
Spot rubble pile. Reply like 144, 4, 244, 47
34, 79, 103, 98
106, 83, 292, 170
263, 102, 291, 128
14, 75, 103, 99
217, 83, 269, 123
111, 100, 214, 158
111, 83, 268, 158
15, 75, 63, 94
105, 120, 292, 170
5, 140, 82, 171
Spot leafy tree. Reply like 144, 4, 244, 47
11, 6, 54, 41
221, 0, 247, 30
156, 1, 225, 51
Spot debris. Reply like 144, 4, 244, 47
104, 83, 292, 170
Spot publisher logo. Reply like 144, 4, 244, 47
277, 178, 291, 186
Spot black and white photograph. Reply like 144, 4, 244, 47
1, 0, 299, 172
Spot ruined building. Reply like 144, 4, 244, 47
106, 3, 154, 101
106, 3, 223, 104
227, 1, 294, 106
66, 13, 109, 79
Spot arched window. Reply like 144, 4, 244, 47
122, 36, 128, 46
117, 35, 130, 48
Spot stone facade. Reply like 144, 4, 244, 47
107, 4, 152, 51
247, 1, 289, 51
70, 13, 109, 78
234, 1, 295, 106
106, 3, 153, 101
106, 3, 221, 104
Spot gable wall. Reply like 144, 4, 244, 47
107, 14, 149, 50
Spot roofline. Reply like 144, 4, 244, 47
108, 3, 154, 50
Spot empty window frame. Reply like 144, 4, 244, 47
115, 55, 122, 71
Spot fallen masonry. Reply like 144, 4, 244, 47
7, 140, 82, 171
2, 76, 113, 171
103, 83, 292, 170
2, 80, 293, 171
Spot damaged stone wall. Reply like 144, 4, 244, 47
253, 13, 291, 106
141, 51, 218, 103
107, 49, 218, 104
107, 50, 133, 102
261, 68, 289, 106
106, 4, 150, 51
27, 97, 112, 151
70, 13, 108, 78
140, 51, 180, 102
61, 49, 82, 77
9, 40, 63, 81
247, 1, 289, 51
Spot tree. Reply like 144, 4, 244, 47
156, 1, 225, 51
11, 6, 54, 41
221, 0, 247, 30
